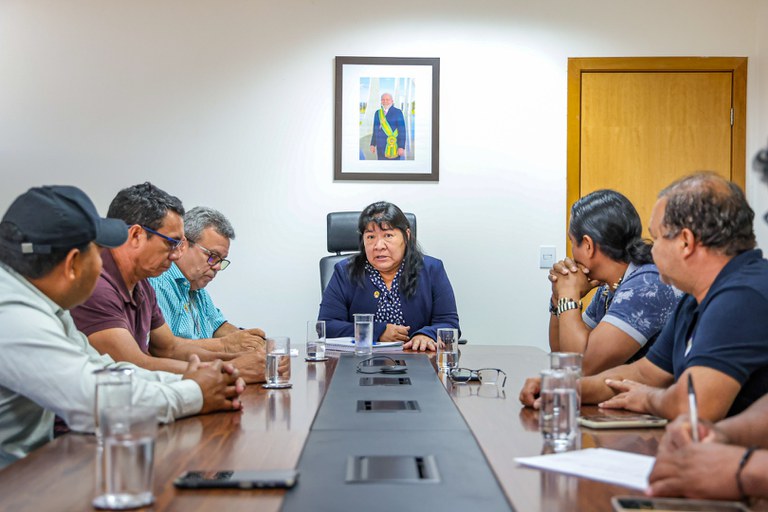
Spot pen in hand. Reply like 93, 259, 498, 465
687, 373, 699, 442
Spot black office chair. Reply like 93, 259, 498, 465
319, 211, 417, 293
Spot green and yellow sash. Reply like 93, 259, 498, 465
378, 109, 399, 159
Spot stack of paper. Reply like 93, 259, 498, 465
515, 448, 654, 490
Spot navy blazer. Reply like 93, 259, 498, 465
319, 255, 460, 342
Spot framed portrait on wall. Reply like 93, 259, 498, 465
334, 56, 439, 181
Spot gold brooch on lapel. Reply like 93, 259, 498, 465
374, 291, 380, 298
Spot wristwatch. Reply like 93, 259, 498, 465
548, 298, 558, 316
556, 297, 582, 317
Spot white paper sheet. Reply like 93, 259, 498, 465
514, 448, 654, 490
325, 337, 403, 352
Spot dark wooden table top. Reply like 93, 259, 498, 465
0, 346, 666, 512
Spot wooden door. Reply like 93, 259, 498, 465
567, 57, 747, 243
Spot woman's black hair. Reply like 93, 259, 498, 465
349, 201, 423, 298
569, 189, 653, 265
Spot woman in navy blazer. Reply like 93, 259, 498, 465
318, 202, 460, 351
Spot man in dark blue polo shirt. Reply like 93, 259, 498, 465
646, 147, 768, 501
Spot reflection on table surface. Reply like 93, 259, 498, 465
0, 345, 673, 512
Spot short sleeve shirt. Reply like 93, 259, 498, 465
583, 263, 682, 361
71, 249, 165, 354
148, 263, 226, 339
646, 249, 768, 416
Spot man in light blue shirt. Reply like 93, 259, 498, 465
150, 207, 265, 344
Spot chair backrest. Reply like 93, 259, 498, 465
319, 211, 417, 293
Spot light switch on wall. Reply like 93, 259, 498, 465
539, 246, 556, 269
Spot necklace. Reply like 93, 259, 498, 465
603, 277, 624, 313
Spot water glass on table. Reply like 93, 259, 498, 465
263, 336, 292, 389
539, 368, 579, 452
436, 328, 459, 372
92, 406, 157, 510
306, 320, 328, 362
549, 352, 583, 416
353, 313, 374, 356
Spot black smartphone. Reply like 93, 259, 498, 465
174, 469, 299, 489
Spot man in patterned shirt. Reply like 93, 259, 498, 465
149, 207, 266, 343
547, 190, 682, 375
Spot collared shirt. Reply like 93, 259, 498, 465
149, 263, 226, 339
71, 249, 165, 354
0, 263, 202, 469
647, 249, 768, 416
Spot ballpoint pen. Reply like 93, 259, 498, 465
687, 373, 700, 442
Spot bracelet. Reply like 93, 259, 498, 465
736, 445, 758, 501
548, 298, 558, 316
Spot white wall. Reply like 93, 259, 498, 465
1, 0, 766, 349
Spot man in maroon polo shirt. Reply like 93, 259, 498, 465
71, 182, 269, 383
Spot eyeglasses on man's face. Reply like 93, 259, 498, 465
141, 225, 185, 252
448, 368, 507, 388
191, 241, 230, 270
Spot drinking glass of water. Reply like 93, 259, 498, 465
263, 337, 292, 389
550, 352, 583, 417
353, 314, 374, 356
92, 406, 157, 510
306, 320, 327, 362
539, 368, 579, 452
436, 328, 459, 372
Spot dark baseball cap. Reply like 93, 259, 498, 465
0, 185, 128, 254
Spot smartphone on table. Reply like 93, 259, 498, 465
579, 411, 668, 429
174, 469, 298, 489
612, 496, 750, 511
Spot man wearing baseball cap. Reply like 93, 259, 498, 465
0, 185, 246, 468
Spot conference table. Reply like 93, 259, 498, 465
0, 346, 665, 511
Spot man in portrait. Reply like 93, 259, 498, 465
369, 92, 406, 160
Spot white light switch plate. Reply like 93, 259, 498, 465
539, 246, 556, 269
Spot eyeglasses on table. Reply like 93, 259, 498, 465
450, 382, 507, 399
448, 368, 507, 388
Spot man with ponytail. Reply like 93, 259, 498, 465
548, 190, 682, 375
